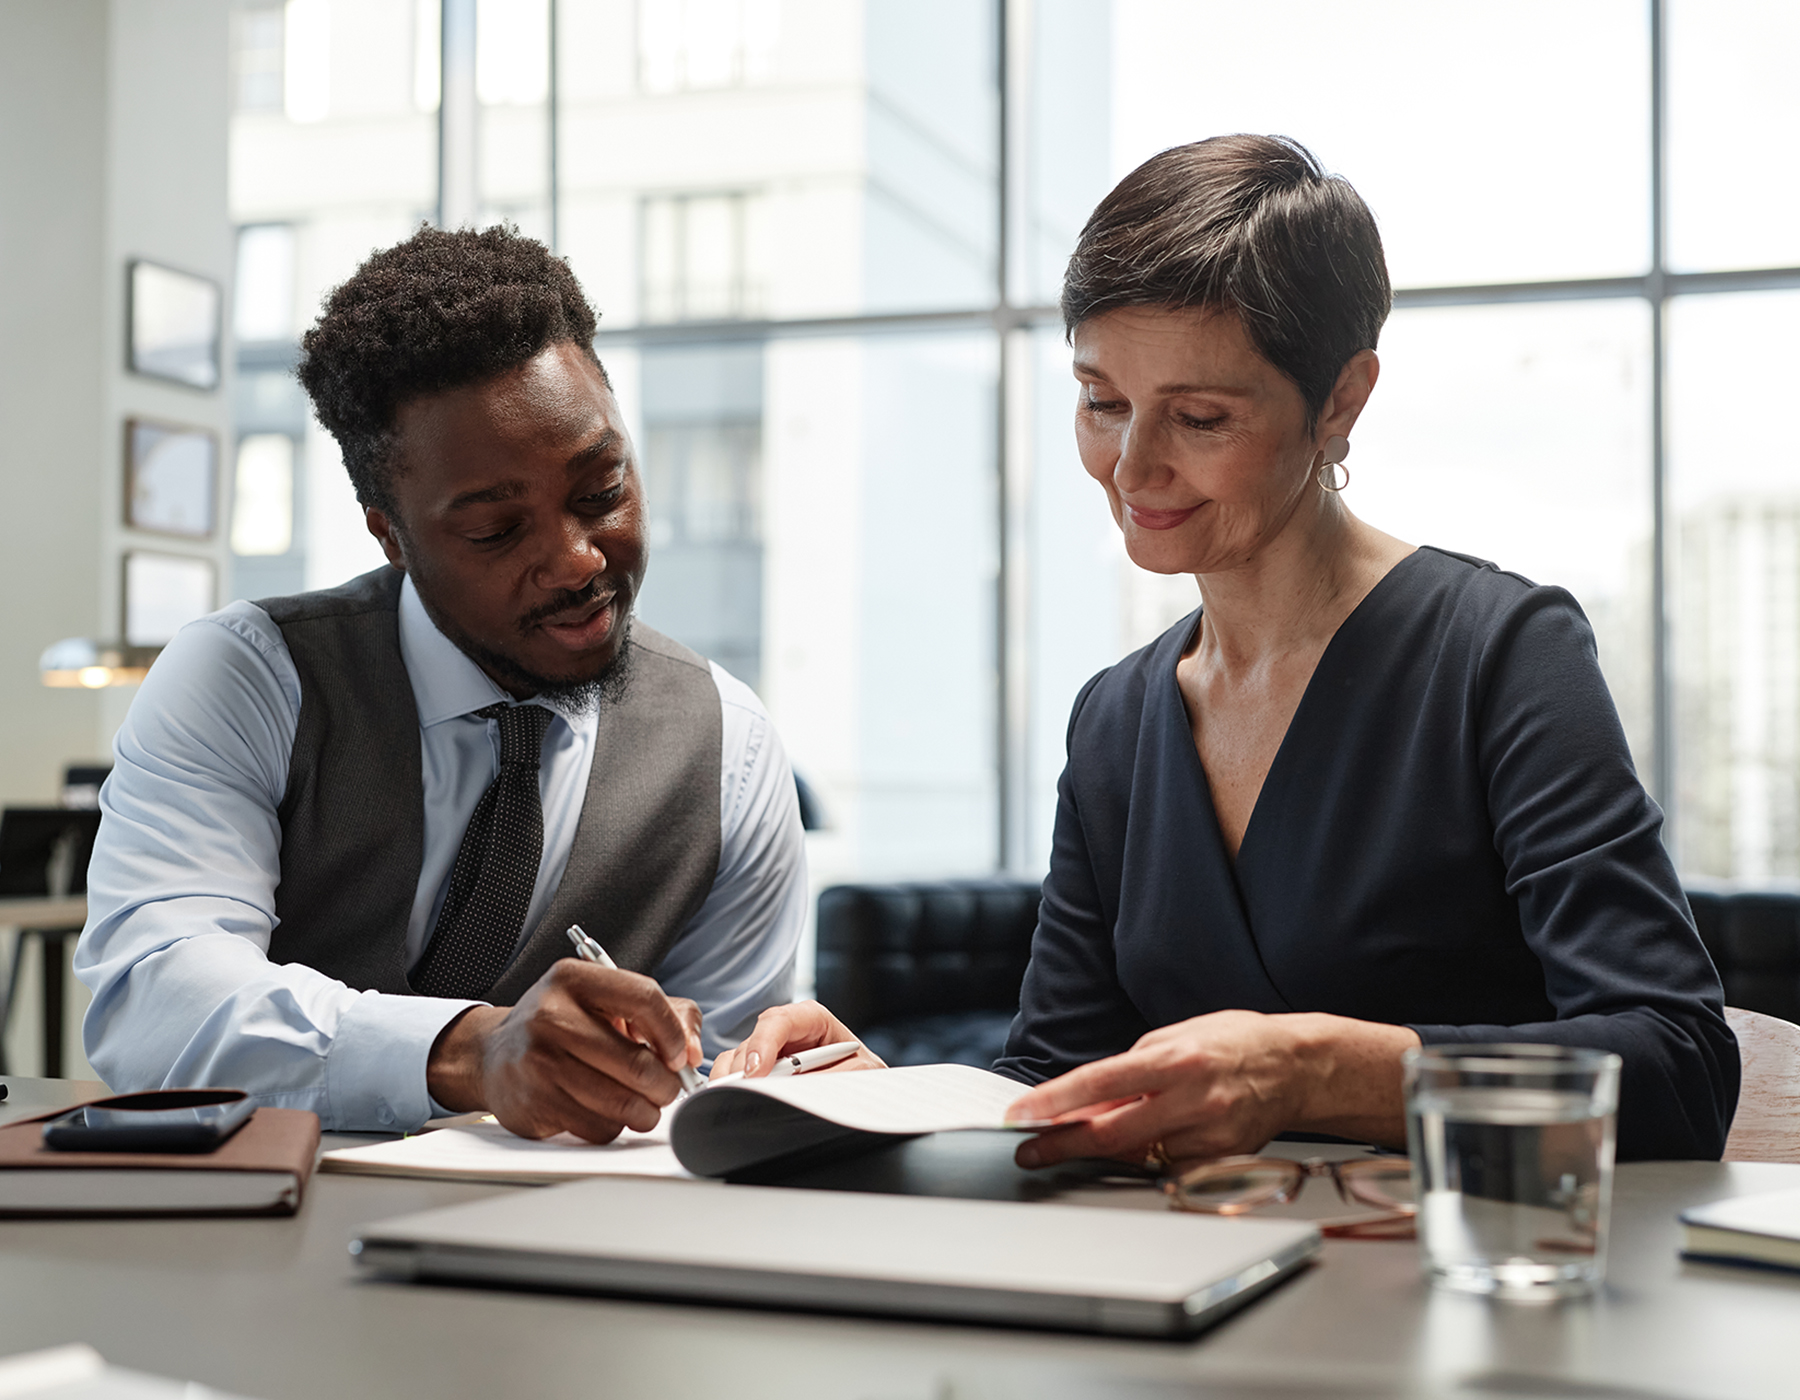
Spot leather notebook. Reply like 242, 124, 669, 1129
0, 1106, 320, 1216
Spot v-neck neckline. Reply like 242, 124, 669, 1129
1166, 546, 1426, 872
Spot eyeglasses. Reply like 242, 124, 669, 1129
1161, 1155, 1418, 1239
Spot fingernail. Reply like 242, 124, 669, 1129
746, 1051, 760, 1075
1017, 1141, 1042, 1169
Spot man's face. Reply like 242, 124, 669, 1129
367, 340, 648, 701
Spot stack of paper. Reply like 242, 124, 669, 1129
323, 1115, 692, 1184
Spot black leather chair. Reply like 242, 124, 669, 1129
817, 880, 1800, 1070
1687, 888, 1800, 1023
813, 879, 1041, 1067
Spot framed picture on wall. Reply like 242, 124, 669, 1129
127, 260, 221, 391
124, 419, 216, 539
123, 551, 216, 647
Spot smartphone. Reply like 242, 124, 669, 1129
41, 1090, 255, 1153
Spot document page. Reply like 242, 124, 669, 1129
321, 1114, 696, 1184
704, 1063, 1049, 1134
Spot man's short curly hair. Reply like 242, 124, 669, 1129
297, 224, 603, 511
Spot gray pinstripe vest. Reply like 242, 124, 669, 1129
256, 567, 721, 1004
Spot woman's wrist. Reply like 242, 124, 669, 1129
1281, 1012, 1419, 1145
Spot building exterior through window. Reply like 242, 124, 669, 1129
226, 0, 1800, 900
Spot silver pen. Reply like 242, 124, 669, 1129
566, 924, 706, 1094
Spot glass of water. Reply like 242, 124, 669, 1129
1403, 1043, 1622, 1299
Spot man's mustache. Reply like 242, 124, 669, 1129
518, 579, 620, 632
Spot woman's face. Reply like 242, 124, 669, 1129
1072, 306, 1332, 577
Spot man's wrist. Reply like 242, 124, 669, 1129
425, 1004, 504, 1113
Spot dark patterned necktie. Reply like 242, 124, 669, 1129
412, 702, 555, 999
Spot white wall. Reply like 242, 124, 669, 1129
0, 0, 232, 1076
0, 0, 233, 804
0, 0, 111, 805
101, 0, 237, 741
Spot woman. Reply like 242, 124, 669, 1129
717, 135, 1738, 1164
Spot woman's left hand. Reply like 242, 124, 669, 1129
1004, 1010, 1418, 1169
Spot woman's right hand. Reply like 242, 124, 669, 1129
710, 1000, 887, 1079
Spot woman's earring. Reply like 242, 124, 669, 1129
1316, 435, 1351, 492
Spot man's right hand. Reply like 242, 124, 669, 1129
425, 960, 702, 1143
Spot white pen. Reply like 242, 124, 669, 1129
565, 924, 706, 1095
708, 1039, 864, 1088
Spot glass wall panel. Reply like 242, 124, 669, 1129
1667, 0, 1800, 274
1018, 0, 1114, 307
555, 0, 998, 328
478, 0, 553, 239
759, 332, 999, 885
228, 0, 439, 595
1103, 0, 1650, 290
1668, 291, 1800, 879
634, 342, 766, 690
1349, 300, 1656, 773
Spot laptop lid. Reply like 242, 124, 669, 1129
351, 1176, 1320, 1338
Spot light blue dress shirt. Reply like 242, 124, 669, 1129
75, 575, 806, 1132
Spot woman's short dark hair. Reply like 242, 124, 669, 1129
1061, 134, 1391, 428
297, 223, 602, 512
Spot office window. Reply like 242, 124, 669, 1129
233, 224, 296, 343
1105, 0, 1650, 292
759, 332, 999, 883
1669, 291, 1800, 879
231, 435, 297, 557
640, 193, 763, 322
477, 0, 553, 238
413, 0, 442, 110
284, 0, 332, 123
558, 0, 997, 327
229, 0, 441, 601
232, 1, 286, 112
1667, 0, 1800, 273
638, 0, 781, 94
229, 0, 1800, 890
635, 344, 765, 691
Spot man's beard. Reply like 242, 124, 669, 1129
412, 571, 636, 715
456, 615, 635, 715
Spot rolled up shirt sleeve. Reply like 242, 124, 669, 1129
74, 607, 476, 1131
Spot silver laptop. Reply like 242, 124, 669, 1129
351, 1176, 1320, 1338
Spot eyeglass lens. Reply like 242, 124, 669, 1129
1337, 1159, 1416, 1210
1167, 1159, 1301, 1212
1169, 1156, 1417, 1214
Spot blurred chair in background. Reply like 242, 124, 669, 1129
59, 764, 111, 811
812, 882, 1800, 1139
813, 879, 1040, 1068
1687, 889, 1800, 1024
0, 802, 102, 1077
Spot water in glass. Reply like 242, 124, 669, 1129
1405, 1047, 1620, 1299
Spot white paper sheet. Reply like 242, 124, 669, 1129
321, 1114, 696, 1184
697, 1063, 1048, 1134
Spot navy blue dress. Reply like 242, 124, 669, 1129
995, 547, 1738, 1161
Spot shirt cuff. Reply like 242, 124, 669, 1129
325, 991, 481, 1131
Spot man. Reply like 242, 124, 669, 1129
76, 226, 805, 1141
